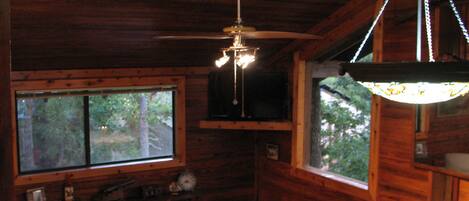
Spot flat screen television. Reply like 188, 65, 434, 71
208, 68, 289, 120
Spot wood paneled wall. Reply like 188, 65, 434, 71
376, 100, 431, 201
372, 0, 434, 200
13, 72, 256, 201
255, 1, 439, 201
424, 105, 469, 165
0, 0, 14, 200
459, 180, 469, 201
256, 133, 367, 201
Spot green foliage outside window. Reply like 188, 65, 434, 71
16, 89, 174, 173
313, 76, 371, 182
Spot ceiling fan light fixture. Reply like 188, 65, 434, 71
215, 51, 230, 68
237, 53, 256, 69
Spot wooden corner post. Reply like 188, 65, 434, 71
291, 51, 311, 169
369, 0, 385, 200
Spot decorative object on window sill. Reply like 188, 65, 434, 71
169, 182, 183, 196
26, 187, 47, 201
153, 0, 320, 113
64, 175, 75, 201
141, 185, 163, 199
169, 170, 197, 195
177, 170, 197, 192
342, 0, 469, 104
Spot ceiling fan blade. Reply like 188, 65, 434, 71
240, 31, 322, 39
153, 32, 231, 40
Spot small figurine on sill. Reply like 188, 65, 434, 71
177, 171, 197, 192
168, 182, 183, 195
141, 185, 162, 199
169, 170, 197, 195
64, 175, 74, 201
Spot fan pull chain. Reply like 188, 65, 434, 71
233, 51, 238, 105
241, 68, 245, 117
424, 0, 435, 62
448, 0, 469, 44
351, 0, 390, 63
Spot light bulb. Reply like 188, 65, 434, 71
237, 54, 255, 69
215, 52, 230, 68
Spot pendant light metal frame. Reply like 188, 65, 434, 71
342, 0, 469, 105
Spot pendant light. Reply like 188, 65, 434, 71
341, 0, 469, 104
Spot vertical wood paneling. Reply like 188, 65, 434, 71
256, 132, 368, 201
459, 180, 469, 201
377, 100, 431, 201
0, 0, 14, 200
13, 73, 256, 201
377, 0, 432, 200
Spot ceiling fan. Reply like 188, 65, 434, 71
154, 0, 321, 117
153, 0, 322, 42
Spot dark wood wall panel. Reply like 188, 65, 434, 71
258, 159, 366, 201
10, 0, 347, 70
424, 105, 469, 165
377, 0, 433, 200
0, 0, 14, 200
255, 1, 440, 201
255, 132, 367, 201
14, 73, 256, 201
459, 180, 469, 201
377, 100, 431, 201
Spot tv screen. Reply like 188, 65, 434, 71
208, 68, 289, 120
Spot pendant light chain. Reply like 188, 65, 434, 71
448, 0, 469, 44
351, 0, 390, 63
424, 0, 435, 62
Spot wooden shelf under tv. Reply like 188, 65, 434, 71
199, 120, 292, 131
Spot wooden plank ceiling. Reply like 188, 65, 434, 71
11, 0, 347, 70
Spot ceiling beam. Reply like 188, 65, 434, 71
264, 0, 376, 65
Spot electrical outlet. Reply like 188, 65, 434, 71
266, 144, 279, 160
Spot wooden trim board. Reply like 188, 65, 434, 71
199, 121, 292, 131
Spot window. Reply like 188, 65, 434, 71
17, 96, 85, 173
16, 87, 176, 174
309, 76, 371, 183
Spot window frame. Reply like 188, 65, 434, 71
16, 89, 177, 175
307, 76, 372, 186
11, 75, 186, 186
291, 53, 379, 201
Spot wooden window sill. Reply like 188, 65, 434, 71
291, 166, 370, 200
15, 157, 185, 186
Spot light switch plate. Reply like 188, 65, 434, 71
266, 144, 279, 160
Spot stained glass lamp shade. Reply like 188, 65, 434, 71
341, 62, 469, 104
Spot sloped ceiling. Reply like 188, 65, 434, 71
11, 0, 348, 70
